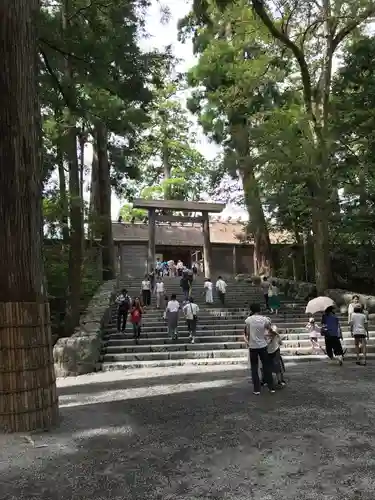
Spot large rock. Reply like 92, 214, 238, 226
53, 280, 116, 377
324, 288, 375, 314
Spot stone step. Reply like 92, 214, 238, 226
103, 337, 375, 355
106, 319, 352, 332
101, 352, 375, 371
103, 323, 362, 340
103, 332, 373, 346
102, 344, 375, 363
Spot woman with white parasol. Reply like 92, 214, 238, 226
306, 297, 345, 365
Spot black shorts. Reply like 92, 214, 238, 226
354, 334, 366, 340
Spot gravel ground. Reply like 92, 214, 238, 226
1, 360, 375, 499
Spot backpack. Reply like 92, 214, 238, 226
119, 295, 130, 311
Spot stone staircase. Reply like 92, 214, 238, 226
100, 275, 374, 371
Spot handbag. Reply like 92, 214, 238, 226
190, 303, 197, 321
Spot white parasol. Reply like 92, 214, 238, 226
305, 296, 335, 315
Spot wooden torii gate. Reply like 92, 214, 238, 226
132, 199, 225, 278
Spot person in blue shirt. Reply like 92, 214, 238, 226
321, 306, 344, 365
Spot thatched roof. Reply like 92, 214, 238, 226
112, 222, 292, 246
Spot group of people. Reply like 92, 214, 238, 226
155, 258, 200, 278
245, 293, 370, 396
115, 289, 143, 340
306, 294, 369, 366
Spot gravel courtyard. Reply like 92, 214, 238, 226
1, 361, 375, 500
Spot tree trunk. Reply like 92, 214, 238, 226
0, 0, 59, 432
162, 140, 171, 199
89, 140, 100, 238
95, 123, 115, 280
62, 0, 83, 335
240, 166, 273, 276
56, 139, 69, 243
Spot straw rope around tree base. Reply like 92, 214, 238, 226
0, 301, 59, 433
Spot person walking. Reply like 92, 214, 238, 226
261, 277, 270, 310
215, 276, 227, 306
349, 304, 369, 365
180, 273, 191, 302
115, 288, 131, 333
166, 294, 180, 340
306, 317, 325, 354
141, 274, 151, 306
149, 268, 156, 294
243, 303, 275, 395
321, 306, 344, 365
183, 297, 199, 343
268, 280, 280, 314
155, 277, 165, 309
130, 298, 143, 341
204, 278, 213, 304
348, 295, 361, 323
265, 325, 286, 387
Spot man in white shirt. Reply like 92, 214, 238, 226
183, 297, 200, 343
244, 303, 275, 395
215, 276, 227, 305
166, 294, 180, 339
155, 278, 165, 309
141, 275, 151, 306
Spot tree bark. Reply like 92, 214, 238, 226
89, 140, 100, 238
56, 136, 69, 243
0, 0, 59, 432
162, 140, 171, 199
95, 123, 115, 280
241, 167, 273, 276
62, 0, 83, 334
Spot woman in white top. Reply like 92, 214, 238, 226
348, 295, 361, 323
155, 278, 165, 309
349, 304, 369, 365
141, 275, 151, 306
166, 293, 180, 340
204, 278, 213, 303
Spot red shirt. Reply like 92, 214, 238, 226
131, 307, 142, 323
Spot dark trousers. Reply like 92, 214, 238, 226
142, 289, 151, 306
132, 322, 141, 338
187, 318, 197, 336
325, 336, 343, 359
218, 291, 225, 305
264, 293, 269, 308
117, 309, 128, 332
249, 347, 274, 392
183, 288, 190, 300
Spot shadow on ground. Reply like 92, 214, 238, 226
2, 362, 375, 499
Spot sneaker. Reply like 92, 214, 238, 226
191, 338, 195, 344
338, 355, 343, 366
253, 391, 261, 395
269, 389, 276, 394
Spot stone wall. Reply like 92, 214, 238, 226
53, 280, 117, 377
235, 274, 375, 315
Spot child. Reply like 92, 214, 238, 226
262, 325, 286, 387
306, 317, 323, 353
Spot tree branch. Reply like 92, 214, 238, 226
251, 0, 314, 118
39, 48, 71, 108
333, 5, 375, 50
